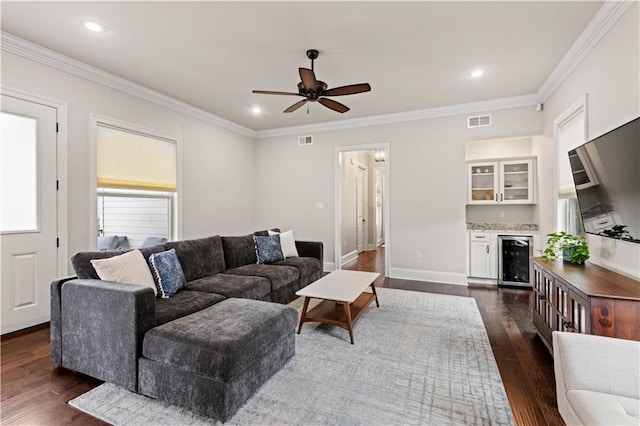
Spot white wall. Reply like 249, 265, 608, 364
1, 52, 257, 273
539, 2, 640, 279
255, 106, 542, 284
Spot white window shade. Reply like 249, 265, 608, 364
557, 109, 585, 198
97, 125, 177, 191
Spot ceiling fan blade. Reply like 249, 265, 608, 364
284, 99, 308, 113
318, 98, 350, 113
299, 68, 317, 90
323, 83, 372, 97
252, 90, 302, 96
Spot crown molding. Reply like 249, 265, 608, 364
1, 31, 256, 138
536, 0, 633, 103
254, 94, 538, 138
2, 0, 630, 140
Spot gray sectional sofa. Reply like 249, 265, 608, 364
50, 231, 323, 421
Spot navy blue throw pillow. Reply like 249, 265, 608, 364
253, 235, 284, 264
149, 249, 186, 298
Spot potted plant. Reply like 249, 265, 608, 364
541, 231, 590, 265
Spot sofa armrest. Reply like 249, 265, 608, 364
295, 240, 323, 267
553, 331, 640, 425
60, 279, 155, 391
50, 276, 77, 365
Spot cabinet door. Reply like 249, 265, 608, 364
532, 263, 554, 349
500, 159, 534, 204
469, 241, 492, 278
468, 162, 498, 204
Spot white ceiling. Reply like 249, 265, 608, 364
1, 1, 603, 132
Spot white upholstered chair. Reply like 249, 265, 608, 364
553, 331, 640, 425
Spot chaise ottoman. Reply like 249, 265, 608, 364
137, 298, 298, 421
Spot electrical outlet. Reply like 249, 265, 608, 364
415, 251, 422, 259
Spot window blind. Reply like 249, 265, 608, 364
96, 125, 177, 192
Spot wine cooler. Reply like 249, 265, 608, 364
498, 235, 533, 287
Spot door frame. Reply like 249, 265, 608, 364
334, 143, 390, 276
1, 86, 69, 277
356, 162, 368, 254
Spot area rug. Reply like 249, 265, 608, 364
69, 287, 514, 425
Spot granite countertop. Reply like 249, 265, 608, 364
467, 222, 539, 231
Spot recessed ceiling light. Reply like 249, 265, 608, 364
251, 106, 263, 115
469, 69, 486, 78
82, 20, 106, 33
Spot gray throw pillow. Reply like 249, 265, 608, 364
253, 235, 284, 264
149, 249, 186, 298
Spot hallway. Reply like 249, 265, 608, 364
343, 246, 385, 275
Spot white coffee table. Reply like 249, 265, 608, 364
295, 269, 380, 344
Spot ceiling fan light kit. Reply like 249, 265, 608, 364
252, 49, 371, 114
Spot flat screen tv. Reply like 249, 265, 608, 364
568, 116, 640, 243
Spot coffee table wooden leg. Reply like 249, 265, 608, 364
371, 283, 380, 307
342, 302, 354, 344
297, 297, 310, 334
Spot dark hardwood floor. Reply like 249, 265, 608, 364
1, 247, 562, 425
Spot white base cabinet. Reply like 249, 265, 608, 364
468, 232, 497, 279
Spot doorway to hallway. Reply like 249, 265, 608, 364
335, 144, 389, 276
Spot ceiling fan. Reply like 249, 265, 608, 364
252, 49, 371, 114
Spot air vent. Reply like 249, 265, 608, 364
467, 114, 492, 128
298, 135, 313, 146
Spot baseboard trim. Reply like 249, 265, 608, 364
340, 250, 358, 266
323, 262, 336, 272
389, 267, 467, 286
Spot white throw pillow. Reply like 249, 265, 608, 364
268, 229, 299, 258
90, 249, 157, 296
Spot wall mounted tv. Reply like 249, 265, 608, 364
569, 116, 640, 243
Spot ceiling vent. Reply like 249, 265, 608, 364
467, 114, 492, 128
298, 135, 313, 146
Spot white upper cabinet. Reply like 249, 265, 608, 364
468, 162, 499, 204
467, 158, 535, 205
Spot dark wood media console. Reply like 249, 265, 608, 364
532, 257, 640, 353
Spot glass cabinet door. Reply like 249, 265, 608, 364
500, 159, 534, 204
468, 162, 498, 204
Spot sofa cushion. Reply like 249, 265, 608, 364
268, 230, 299, 258
165, 235, 225, 282
567, 390, 640, 425
149, 249, 186, 298
272, 257, 321, 278
154, 290, 225, 326
72, 251, 122, 279
253, 228, 281, 237
71, 244, 166, 280
90, 249, 158, 296
224, 264, 299, 291
186, 273, 270, 300
221, 235, 257, 269
253, 234, 284, 264
142, 298, 298, 382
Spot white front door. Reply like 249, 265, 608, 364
356, 165, 366, 253
1, 94, 58, 334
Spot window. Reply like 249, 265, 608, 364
96, 124, 177, 249
555, 101, 586, 235
1, 112, 38, 232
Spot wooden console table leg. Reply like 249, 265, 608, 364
371, 283, 380, 307
297, 297, 310, 334
342, 302, 354, 344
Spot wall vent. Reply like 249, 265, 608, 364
467, 114, 492, 128
298, 135, 313, 146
